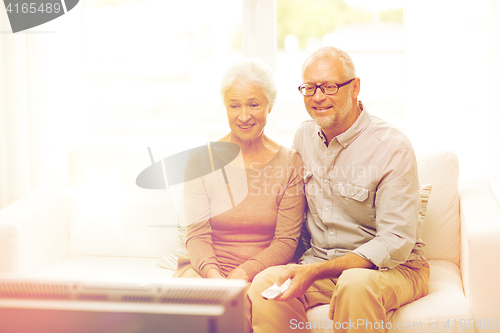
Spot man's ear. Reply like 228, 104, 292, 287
352, 78, 361, 99
268, 106, 273, 114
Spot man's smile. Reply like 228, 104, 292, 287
238, 124, 255, 130
313, 106, 333, 112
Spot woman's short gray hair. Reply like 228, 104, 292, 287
220, 57, 277, 107
302, 46, 357, 80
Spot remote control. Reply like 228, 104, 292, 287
261, 278, 291, 300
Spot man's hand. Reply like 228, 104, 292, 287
274, 254, 374, 301
227, 267, 249, 281
206, 268, 225, 279
275, 264, 319, 301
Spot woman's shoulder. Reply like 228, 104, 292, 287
271, 145, 303, 168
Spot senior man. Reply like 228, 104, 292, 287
248, 46, 430, 333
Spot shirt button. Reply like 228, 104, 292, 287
325, 208, 329, 212
329, 231, 334, 236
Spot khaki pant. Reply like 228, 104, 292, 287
248, 260, 430, 333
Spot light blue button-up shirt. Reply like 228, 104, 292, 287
293, 107, 426, 269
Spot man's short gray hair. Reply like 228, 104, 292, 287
220, 57, 277, 107
302, 46, 357, 80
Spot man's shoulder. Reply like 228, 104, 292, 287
292, 120, 318, 153
294, 120, 318, 143
365, 113, 414, 151
296, 119, 317, 133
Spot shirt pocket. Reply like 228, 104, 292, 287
336, 181, 369, 202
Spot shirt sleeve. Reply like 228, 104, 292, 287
352, 147, 421, 269
238, 152, 306, 280
183, 151, 222, 278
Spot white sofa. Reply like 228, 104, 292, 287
1, 146, 500, 333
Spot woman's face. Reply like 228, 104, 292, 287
224, 80, 272, 144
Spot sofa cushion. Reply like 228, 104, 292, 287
416, 151, 460, 265
68, 146, 181, 258
419, 184, 431, 224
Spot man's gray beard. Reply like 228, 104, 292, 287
310, 94, 353, 130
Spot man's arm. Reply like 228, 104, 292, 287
276, 253, 374, 301
352, 147, 421, 269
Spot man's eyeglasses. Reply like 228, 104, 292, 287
298, 78, 355, 96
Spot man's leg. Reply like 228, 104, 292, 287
329, 260, 430, 333
249, 264, 335, 333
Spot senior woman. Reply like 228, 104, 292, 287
173, 58, 305, 283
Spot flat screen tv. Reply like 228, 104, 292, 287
0, 276, 247, 333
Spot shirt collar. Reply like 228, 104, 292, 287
316, 101, 370, 148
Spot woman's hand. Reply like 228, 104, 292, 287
227, 267, 249, 281
206, 268, 225, 279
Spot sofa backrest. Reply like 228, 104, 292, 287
68, 147, 461, 265
416, 150, 460, 266
68, 146, 182, 258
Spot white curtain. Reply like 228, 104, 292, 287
0, 5, 90, 210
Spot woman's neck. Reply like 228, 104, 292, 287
220, 133, 279, 168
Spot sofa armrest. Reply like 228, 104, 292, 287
459, 179, 500, 331
0, 183, 69, 275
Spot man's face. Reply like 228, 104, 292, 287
302, 55, 356, 133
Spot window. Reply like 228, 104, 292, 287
273, 0, 406, 146
81, 0, 497, 186
82, 0, 243, 150
82, 0, 406, 149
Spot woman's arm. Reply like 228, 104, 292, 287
233, 152, 306, 281
183, 171, 223, 278
185, 218, 223, 278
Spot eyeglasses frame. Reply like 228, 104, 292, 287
298, 78, 356, 96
